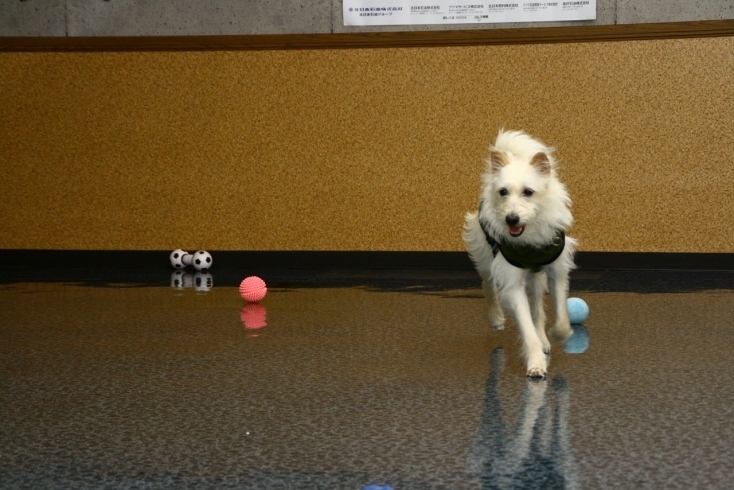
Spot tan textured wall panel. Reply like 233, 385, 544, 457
1, 38, 733, 252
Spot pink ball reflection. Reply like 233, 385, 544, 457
240, 303, 267, 330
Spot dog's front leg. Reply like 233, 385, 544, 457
529, 272, 550, 354
502, 285, 548, 379
547, 267, 573, 342
482, 278, 506, 330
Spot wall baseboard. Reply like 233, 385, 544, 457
2, 20, 734, 52
4, 250, 734, 271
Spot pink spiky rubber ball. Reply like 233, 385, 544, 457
239, 276, 267, 302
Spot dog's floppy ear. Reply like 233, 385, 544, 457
530, 152, 551, 175
489, 151, 510, 173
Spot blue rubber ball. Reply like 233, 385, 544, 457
564, 325, 590, 354
567, 297, 589, 324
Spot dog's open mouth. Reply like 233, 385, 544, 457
509, 225, 525, 237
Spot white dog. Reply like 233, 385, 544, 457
463, 130, 576, 379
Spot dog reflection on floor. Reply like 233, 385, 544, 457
467, 348, 579, 489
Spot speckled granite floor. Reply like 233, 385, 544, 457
2, 269, 734, 489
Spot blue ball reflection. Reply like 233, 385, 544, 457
564, 324, 589, 354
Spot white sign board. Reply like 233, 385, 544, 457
344, 1, 595, 26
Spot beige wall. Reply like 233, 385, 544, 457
2, 37, 733, 252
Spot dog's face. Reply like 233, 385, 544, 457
490, 150, 551, 239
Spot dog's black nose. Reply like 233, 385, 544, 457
506, 213, 521, 226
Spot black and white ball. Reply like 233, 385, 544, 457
192, 250, 213, 271
170, 249, 189, 269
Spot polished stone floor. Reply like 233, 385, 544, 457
2, 268, 734, 489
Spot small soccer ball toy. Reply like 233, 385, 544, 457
567, 297, 589, 324
191, 250, 213, 272
170, 249, 189, 269
239, 276, 267, 302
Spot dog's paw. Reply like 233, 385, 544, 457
541, 338, 551, 355
526, 347, 548, 379
549, 325, 573, 343
526, 366, 547, 379
489, 310, 505, 330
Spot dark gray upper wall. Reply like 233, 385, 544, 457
1, 0, 733, 37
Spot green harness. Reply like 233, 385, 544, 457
478, 202, 565, 273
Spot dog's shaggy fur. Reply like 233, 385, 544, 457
463, 130, 576, 378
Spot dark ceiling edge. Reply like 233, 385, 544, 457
2, 19, 734, 52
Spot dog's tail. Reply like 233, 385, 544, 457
463, 211, 494, 277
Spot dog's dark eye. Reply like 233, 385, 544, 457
523, 188, 535, 197
499, 188, 508, 197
